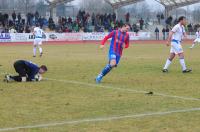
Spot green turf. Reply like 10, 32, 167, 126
0, 43, 200, 132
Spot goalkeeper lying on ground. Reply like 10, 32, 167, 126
4, 60, 47, 82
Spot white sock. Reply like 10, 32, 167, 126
179, 59, 187, 71
21, 77, 27, 82
191, 43, 195, 48
33, 47, 37, 56
163, 59, 172, 69
39, 46, 43, 54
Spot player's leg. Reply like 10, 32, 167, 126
178, 53, 192, 73
10, 61, 27, 82
38, 39, 43, 57
95, 59, 116, 84
175, 44, 191, 73
163, 48, 176, 72
39, 45, 43, 57
197, 39, 200, 46
190, 39, 197, 49
33, 39, 37, 57
103, 59, 116, 76
170, 43, 191, 73
96, 54, 120, 83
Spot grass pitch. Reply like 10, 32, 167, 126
0, 42, 200, 132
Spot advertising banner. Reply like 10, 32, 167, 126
0, 32, 152, 43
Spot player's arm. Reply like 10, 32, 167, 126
27, 65, 41, 82
183, 32, 187, 39
183, 27, 187, 39
33, 28, 36, 36
196, 32, 198, 38
27, 71, 36, 81
28, 72, 40, 82
166, 31, 174, 46
124, 34, 130, 49
42, 30, 45, 36
100, 31, 114, 49
166, 26, 178, 46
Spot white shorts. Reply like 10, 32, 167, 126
34, 38, 42, 46
170, 41, 183, 54
194, 38, 200, 43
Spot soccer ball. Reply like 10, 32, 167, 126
35, 74, 42, 81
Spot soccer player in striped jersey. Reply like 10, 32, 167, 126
190, 29, 200, 49
95, 24, 130, 83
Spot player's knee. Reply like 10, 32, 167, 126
168, 58, 173, 61
169, 55, 175, 61
178, 54, 184, 59
179, 57, 184, 60
110, 63, 116, 68
169, 56, 174, 61
110, 61, 117, 67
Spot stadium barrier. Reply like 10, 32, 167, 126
0, 32, 152, 43
0, 32, 196, 43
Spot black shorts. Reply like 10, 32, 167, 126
13, 60, 27, 77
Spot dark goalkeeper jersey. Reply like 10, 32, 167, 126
18, 60, 40, 80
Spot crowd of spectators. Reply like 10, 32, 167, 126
0, 10, 146, 34
165, 15, 200, 32
55, 10, 144, 33
154, 14, 200, 40
0, 11, 49, 33
1, 10, 199, 35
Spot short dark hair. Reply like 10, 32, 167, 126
121, 23, 130, 28
35, 23, 40, 27
40, 65, 48, 71
124, 23, 130, 26
178, 16, 186, 22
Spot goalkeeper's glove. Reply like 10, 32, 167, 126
34, 74, 43, 82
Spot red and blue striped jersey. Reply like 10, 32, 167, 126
101, 30, 129, 56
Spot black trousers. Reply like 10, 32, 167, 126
11, 60, 27, 82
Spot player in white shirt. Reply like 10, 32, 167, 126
190, 29, 200, 49
33, 23, 44, 57
163, 16, 192, 73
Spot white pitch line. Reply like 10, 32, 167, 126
46, 78, 200, 101
0, 107, 200, 132
0, 73, 7, 75
1, 72, 199, 101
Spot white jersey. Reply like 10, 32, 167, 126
194, 31, 200, 43
195, 31, 200, 38
34, 27, 43, 38
171, 23, 185, 42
